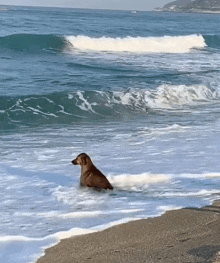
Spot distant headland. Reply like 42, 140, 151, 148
155, 0, 220, 13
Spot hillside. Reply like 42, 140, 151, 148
156, 0, 220, 13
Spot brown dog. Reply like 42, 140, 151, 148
72, 153, 113, 190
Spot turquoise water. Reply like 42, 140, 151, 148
1, 6, 220, 263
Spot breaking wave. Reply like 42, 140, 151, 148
66, 34, 206, 53
109, 173, 170, 190
0, 84, 218, 128
1, 33, 220, 54
0, 33, 214, 54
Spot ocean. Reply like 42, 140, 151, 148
1, 6, 220, 263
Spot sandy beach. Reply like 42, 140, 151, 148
36, 200, 220, 263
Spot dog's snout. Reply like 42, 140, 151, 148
72, 159, 77, 165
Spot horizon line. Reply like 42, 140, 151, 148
0, 4, 154, 12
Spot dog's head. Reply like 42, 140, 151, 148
72, 153, 91, 166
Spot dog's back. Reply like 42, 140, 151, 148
81, 167, 113, 190
72, 153, 114, 190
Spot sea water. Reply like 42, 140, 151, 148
1, 6, 220, 263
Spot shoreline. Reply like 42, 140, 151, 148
154, 9, 220, 14
36, 200, 220, 263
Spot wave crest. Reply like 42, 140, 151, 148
115, 84, 218, 110
66, 34, 206, 53
0, 33, 212, 54
0, 84, 218, 127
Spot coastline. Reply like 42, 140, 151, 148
154, 9, 220, 14
36, 200, 220, 263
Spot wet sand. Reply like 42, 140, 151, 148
36, 200, 220, 263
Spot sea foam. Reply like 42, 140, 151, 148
66, 34, 206, 53
113, 84, 217, 110
109, 173, 170, 189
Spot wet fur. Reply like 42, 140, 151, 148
72, 153, 113, 190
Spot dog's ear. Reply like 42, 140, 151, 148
81, 156, 87, 166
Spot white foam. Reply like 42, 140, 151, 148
144, 84, 216, 109
179, 173, 220, 179
139, 124, 190, 137
14, 210, 102, 219
157, 205, 182, 212
14, 208, 144, 221
161, 189, 219, 197
204, 173, 220, 178
68, 94, 73, 99
155, 124, 188, 131
0, 235, 38, 242
66, 84, 218, 115
52, 217, 140, 243
109, 173, 170, 189
113, 84, 217, 110
27, 107, 58, 118
66, 34, 206, 53
76, 91, 97, 112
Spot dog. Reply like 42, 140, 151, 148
72, 153, 113, 190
